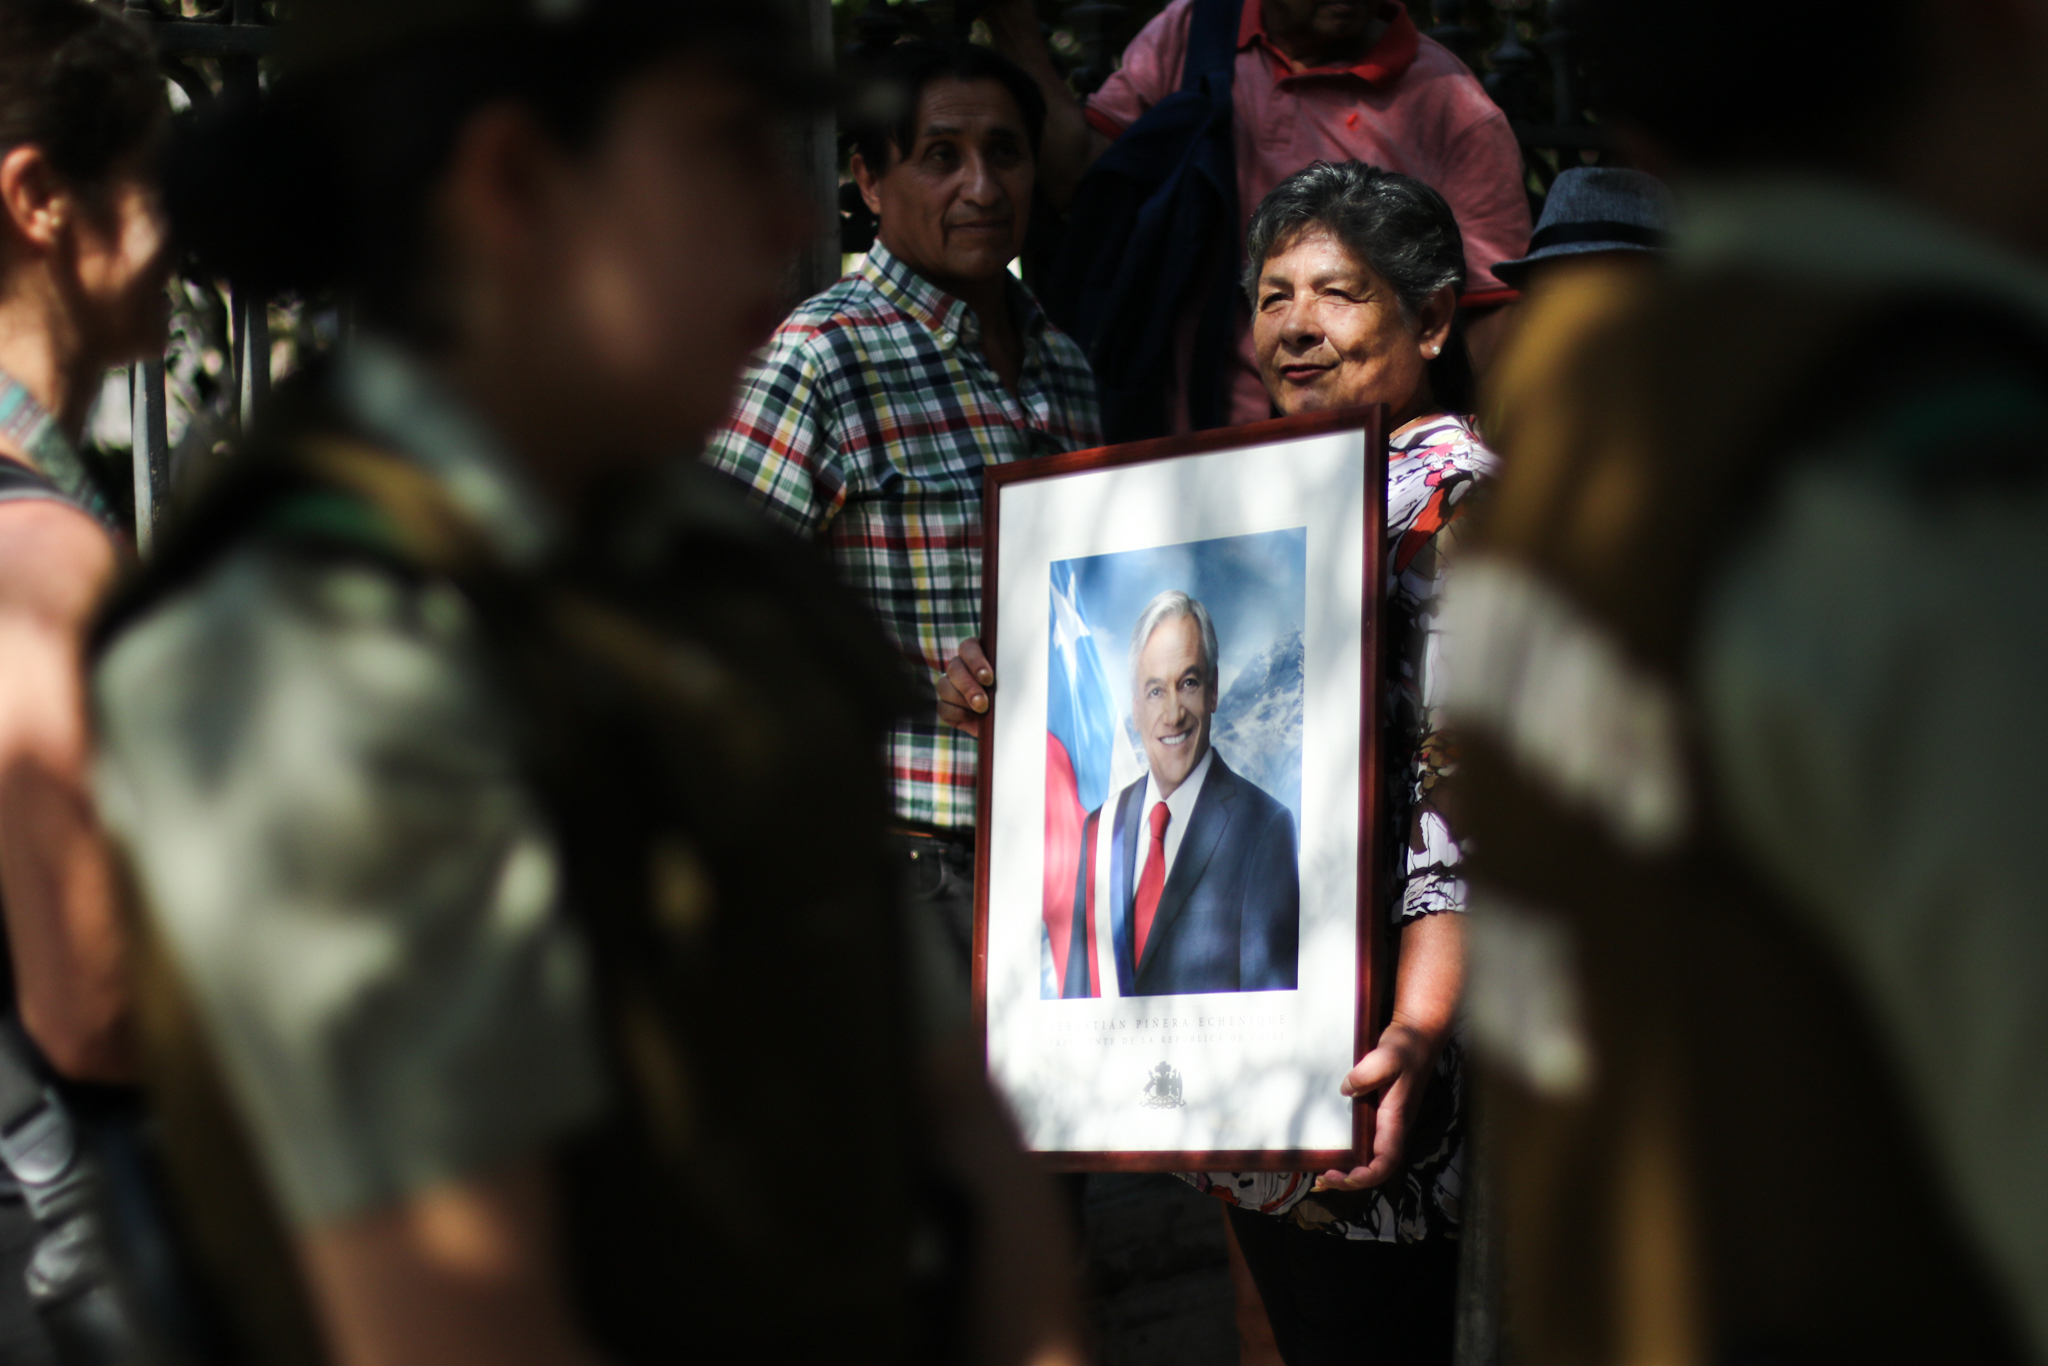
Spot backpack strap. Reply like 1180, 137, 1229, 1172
0, 369, 120, 534
1181, 0, 1242, 92
0, 456, 64, 509
0, 455, 114, 538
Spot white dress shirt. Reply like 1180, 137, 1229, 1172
1133, 745, 1216, 893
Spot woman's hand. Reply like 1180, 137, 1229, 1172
1314, 911, 1466, 1192
1315, 1018, 1446, 1192
937, 638, 996, 737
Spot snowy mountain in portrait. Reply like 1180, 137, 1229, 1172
1208, 624, 1303, 825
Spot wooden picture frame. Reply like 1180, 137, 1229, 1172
973, 406, 1389, 1172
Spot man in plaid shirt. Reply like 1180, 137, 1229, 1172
705, 39, 1101, 980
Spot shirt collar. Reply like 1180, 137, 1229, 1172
1675, 175, 2048, 332
1391, 412, 1475, 453
862, 240, 1049, 351
1144, 744, 1217, 827
331, 335, 561, 567
1240, 0, 1420, 87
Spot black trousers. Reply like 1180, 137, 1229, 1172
1227, 1206, 1458, 1366
893, 829, 977, 985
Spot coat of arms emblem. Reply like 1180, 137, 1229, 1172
1141, 1061, 1185, 1109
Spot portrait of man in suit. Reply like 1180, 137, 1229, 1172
1063, 590, 1300, 997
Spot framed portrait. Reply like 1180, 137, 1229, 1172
973, 406, 1389, 1171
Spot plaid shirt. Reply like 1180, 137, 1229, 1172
705, 243, 1102, 829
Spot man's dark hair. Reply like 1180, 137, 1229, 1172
845, 39, 1047, 175
1579, 0, 1919, 170
1243, 161, 1473, 412
0, 0, 164, 201
170, 1, 817, 335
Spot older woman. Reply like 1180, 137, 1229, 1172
1203, 159, 1493, 1366
942, 159, 1493, 1366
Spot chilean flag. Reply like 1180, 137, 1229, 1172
1044, 563, 1118, 995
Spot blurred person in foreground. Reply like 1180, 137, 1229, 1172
950, 160, 1493, 1366
87, 4, 1081, 1364
1442, 0, 2048, 1361
985, 0, 1529, 438
0, 1, 165, 1358
706, 39, 1100, 1004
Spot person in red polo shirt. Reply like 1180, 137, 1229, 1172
990, 0, 1530, 429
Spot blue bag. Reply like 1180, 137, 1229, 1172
1042, 0, 1243, 440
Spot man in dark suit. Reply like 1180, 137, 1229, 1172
1064, 591, 1298, 997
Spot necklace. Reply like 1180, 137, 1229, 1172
0, 369, 120, 534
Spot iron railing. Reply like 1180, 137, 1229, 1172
119, 1, 849, 551
123, 0, 279, 553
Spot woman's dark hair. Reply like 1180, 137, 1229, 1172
1243, 161, 1473, 414
845, 40, 1046, 176
1580, 0, 1917, 171
169, 2, 812, 339
0, 0, 164, 198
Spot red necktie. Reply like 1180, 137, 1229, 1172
1133, 801, 1170, 967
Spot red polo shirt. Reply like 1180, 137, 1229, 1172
1086, 0, 1530, 427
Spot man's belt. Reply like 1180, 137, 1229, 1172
893, 824, 976, 851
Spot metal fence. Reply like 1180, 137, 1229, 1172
120, 1, 842, 549
122, 0, 279, 553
